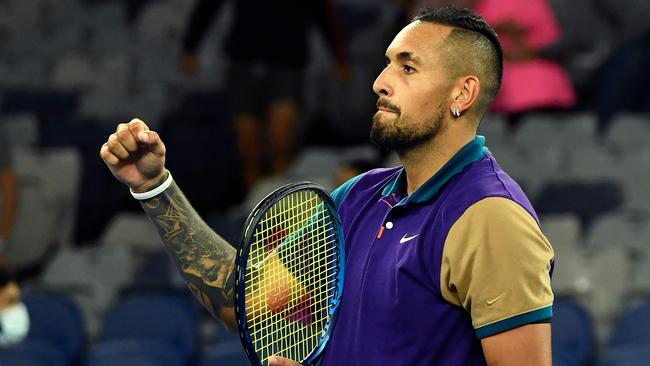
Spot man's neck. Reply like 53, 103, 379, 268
399, 128, 475, 196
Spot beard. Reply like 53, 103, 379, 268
370, 101, 445, 154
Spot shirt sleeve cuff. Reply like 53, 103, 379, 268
475, 306, 553, 339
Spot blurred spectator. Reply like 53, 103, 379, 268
395, 0, 576, 129
474, 0, 576, 128
0, 125, 18, 251
181, 0, 349, 191
590, 0, 650, 130
0, 259, 28, 347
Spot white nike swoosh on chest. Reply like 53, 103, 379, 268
399, 234, 419, 244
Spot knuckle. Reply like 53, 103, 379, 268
130, 118, 145, 127
117, 129, 131, 139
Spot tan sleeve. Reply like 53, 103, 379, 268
440, 197, 554, 339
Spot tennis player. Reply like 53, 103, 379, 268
100, 7, 553, 366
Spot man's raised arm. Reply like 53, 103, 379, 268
99, 118, 237, 330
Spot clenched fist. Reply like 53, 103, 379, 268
99, 118, 167, 193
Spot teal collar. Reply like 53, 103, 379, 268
382, 135, 489, 204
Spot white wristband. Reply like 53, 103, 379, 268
130, 171, 174, 200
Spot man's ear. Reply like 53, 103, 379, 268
450, 76, 480, 117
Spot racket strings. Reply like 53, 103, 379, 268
254, 194, 322, 253
244, 190, 341, 364
247, 193, 329, 284
245, 247, 338, 325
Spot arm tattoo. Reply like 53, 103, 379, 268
140, 179, 236, 321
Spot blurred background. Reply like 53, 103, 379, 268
0, 0, 649, 365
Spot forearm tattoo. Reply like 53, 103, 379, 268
140, 181, 236, 319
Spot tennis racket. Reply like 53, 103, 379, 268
235, 182, 345, 366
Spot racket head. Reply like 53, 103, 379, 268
235, 182, 345, 366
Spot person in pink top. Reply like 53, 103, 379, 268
398, 0, 575, 126
473, 0, 576, 118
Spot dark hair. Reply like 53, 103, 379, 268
412, 7, 503, 113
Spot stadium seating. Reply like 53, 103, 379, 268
477, 114, 507, 147
0, 291, 85, 366
535, 181, 623, 230
587, 213, 647, 250
605, 114, 650, 151
86, 340, 185, 366
93, 293, 200, 365
542, 214, 591, 295
552, 296, 596, 366
586, 249, 630, 322
609, 299, 650, 347
567, 145, 620, 181
599, 346, 650, 366
0, 341, 67, 366
199, 324, 251, 366
99, 213, 160, 251
600, 299, 650, 366
0, 0, 647, 363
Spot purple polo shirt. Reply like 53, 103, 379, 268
319, 136, 554, 365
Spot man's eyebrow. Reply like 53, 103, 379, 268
392, 51, 422, 64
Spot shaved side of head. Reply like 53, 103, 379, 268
412, 7, 503, 121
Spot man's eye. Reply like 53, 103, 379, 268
404, 65, 416, 74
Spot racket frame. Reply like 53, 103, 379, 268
234, 182, 345, 366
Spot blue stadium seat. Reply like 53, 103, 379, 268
599, 345, 650, 366
200, 350, 251, 366
0, 339, 67, 366
610, 299, 650, 347
7, 291, 86, 366
97, 293, 200, 364
200, 325, 250, 366
552, 296, 596, 366
86, 339, 184, 366
534, 181, 623, 231
598, 299, 650, 366
86, 353, 159, 366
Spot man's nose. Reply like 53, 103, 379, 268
372, 68, 393, 97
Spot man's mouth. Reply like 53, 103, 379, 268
376, 98, 400, 114
377, 107, 397, 113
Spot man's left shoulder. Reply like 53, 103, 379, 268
456, 154, 533, 210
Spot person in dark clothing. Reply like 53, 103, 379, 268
0, 126, 17, 250
182, 1, 349, 190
